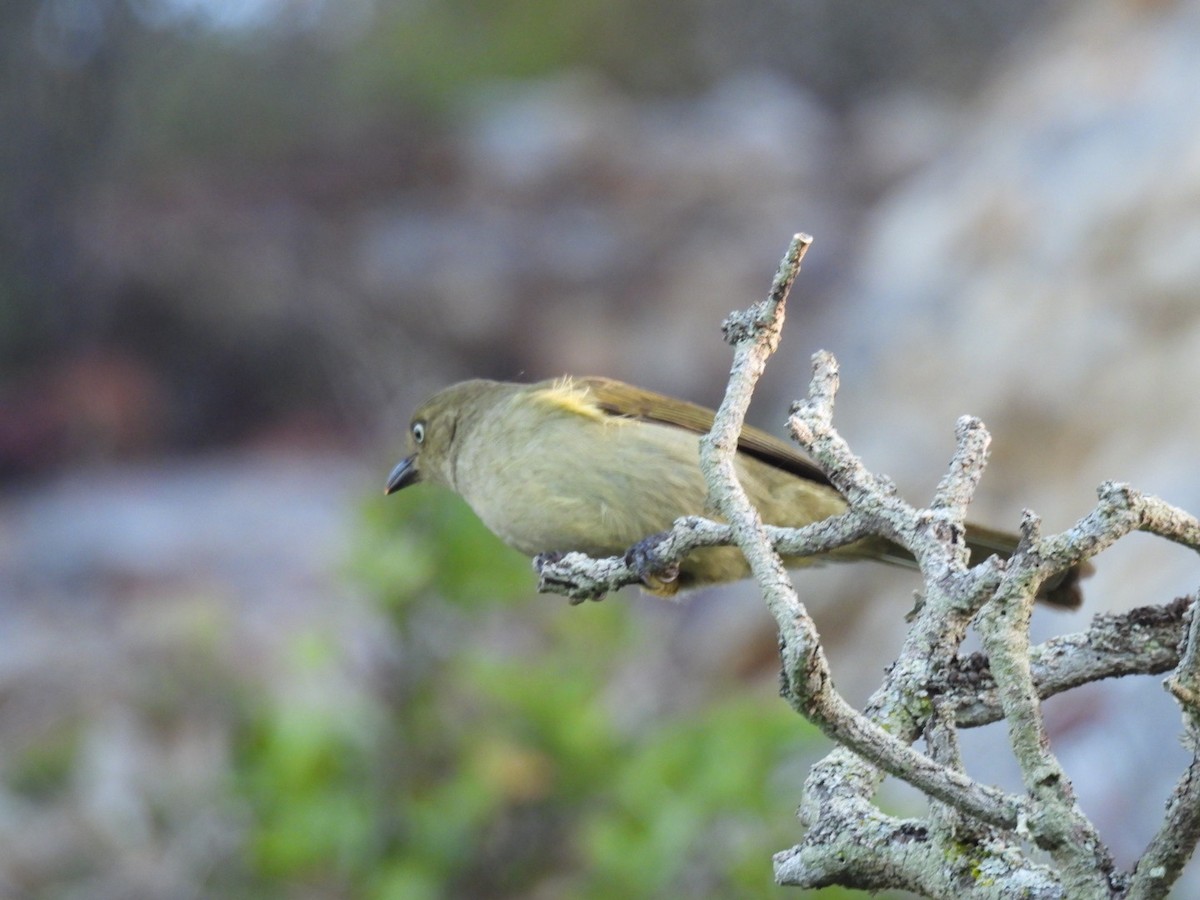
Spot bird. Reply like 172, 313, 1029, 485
385, 376, 1084, 608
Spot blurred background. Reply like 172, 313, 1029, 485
4, 0, 1200, 896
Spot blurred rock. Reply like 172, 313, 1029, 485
845, 88, 962, 191
821, 0, 1200, 602
799, 0, 1200, 882
0, 452, 383, 896
356, 70, 849, 407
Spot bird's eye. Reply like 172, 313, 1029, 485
411, 421, 426, 444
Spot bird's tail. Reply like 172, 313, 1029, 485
964, 523, 1089, 609
872, 523, 1090, 609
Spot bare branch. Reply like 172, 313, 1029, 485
951, 598, 1191, 728
694, 237, 1067, 893
976, 580, 1119, 891
1124, 597, 1200, 899
530, 233, 1200, 897
534, 513, 876, 603
931, 416, 992, 521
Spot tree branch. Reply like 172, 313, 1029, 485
951, 598, 1191, 728
532, 233, 1200, 898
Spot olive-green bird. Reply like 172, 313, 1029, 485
385, 376, 1084, 608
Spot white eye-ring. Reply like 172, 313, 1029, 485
412, 421, 426, 444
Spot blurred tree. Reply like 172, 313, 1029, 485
0, 0, 1063, 475
1, 0, 125, 364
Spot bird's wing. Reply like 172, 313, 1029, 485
573, 376, 833, 487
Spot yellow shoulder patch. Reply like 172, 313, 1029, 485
531, 377, 612, 423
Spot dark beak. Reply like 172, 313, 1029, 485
384, 455, 421, 494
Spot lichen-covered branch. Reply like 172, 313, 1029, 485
951, 599, 1190, 728
976, 567, 1119, 893
533, 234, 1200, 898
535, 513, 875, 603
1126, 597, 1200, 898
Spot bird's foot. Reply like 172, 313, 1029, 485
625, 534, 681, 597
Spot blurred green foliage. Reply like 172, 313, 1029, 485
345, 0, 636, 111
7, 719, 81, 803
231, 486, 864, 898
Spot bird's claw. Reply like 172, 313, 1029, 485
625, 534, 681, 596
